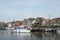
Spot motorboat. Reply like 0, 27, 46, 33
11, 27, 31, 33
13, 29, 31, 33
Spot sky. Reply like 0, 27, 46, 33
0, 0, 60, 22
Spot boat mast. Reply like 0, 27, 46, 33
12, 18, 16, 28
24, 8, 31, 29
49, 13, 51, 27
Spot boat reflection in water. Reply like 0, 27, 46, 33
0, 30, 60, 40
30, 32, 57, 40
10, 32, 57, 40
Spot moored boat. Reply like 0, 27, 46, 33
11, 26, 31, 33
12, 29, 31, 33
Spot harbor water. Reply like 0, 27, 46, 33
0, 30, 60, 40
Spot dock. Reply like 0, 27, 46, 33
30, 28, 59, 32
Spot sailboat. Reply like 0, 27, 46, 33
10, 9, 32, 33
10, 19, 31, 33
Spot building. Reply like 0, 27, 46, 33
42, 19, 52, 27
23, 18, 34, 28
52, 18, 60, 27
32, 17, 44, 28
7, 20, 24, 27
0, 22, 7, 27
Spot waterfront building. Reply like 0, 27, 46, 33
52, 18, 60, 27
32, 17, 44, 28
23, 18, 34, 28
42, 19, 52, 27
0, 22, 7, 27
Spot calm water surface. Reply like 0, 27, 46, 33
0, 30, 60, 40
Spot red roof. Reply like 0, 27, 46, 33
43, 19, 52, 24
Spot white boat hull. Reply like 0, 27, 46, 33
12, 29, 31, 33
